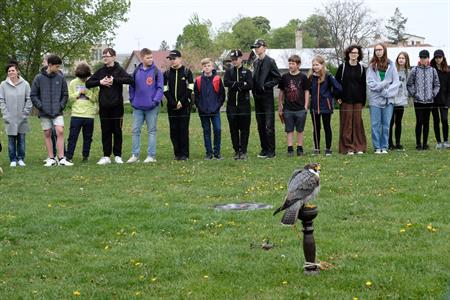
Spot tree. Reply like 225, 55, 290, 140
175, 14, 213, 52
252, 16, 271, 34
269, 19, 299, 49
231, 17, 268, 49
320, 0, 380, 64
0, 0, 130, 82
385, 8, 408, 45
301, 14, 333, 48
159, 40, 170, 51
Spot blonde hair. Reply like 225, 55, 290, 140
308, 55, 328, 83
201, 58, 213, 66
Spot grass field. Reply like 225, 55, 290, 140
1, 109, 449, 299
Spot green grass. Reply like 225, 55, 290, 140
1, 109, 449, 299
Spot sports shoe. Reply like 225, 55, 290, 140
18, 160, 26, 167
44, 158, 57, 167
395, 144, 405, 151
10, 161, 17, 167
296, 146, 304, 156
325, 149, 332, 156
257, 151, 268, 158
240, 152, 248, 160
356, 151, 364, 155
436, 142, 444, 150
312, 149, 320, 155
143, 156, 156, 163
205, 153, 213, 160
233, 152, 240, 160
214, 154, 224, 160
265, 152, 276, 159
97, 157, 111, 165
114, 156, 124, 164
287, 150, 294, 157
374, 149, 382, 154
347, 151, 354, 155
59, 157, 74, 166
127, 155, 140, 163
381, 149, 388, 154
422, 144, 429, 150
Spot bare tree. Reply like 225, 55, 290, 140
320, 0, 380, 65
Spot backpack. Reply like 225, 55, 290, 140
340, 62, 364, 82
195, 75, 221, 94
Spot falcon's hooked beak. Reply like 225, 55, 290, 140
314, 164, 321, 173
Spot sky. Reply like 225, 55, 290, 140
113, 0, 450, 54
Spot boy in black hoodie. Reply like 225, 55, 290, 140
86, 48, 134, 165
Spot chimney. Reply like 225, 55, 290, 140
295, 27, 303, 50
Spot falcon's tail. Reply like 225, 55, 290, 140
280, 208, 299, 225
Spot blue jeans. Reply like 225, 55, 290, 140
132, 106, 159, 157
200, 113, 221, 156
8, 133, 26, 162
370, 104, 393, 150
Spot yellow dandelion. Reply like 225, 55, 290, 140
164, 203, 169, 206
432, 228, 437, 232
282, 281, 288, 285
203, 275, 209, 279
73, 290, 81, 296
151, 277, 157, 282
406, 223, 412, 227
399, 229, 406, 233
427, 224, 433, 231
104, 245, 110, 250
135, 291, 141, 296
131, 231, 137, 237
365, 281, 372, 288
139, 275, 144, 280
135, 262, 142, 267
48, 204, 52, 208
353, 297, 359, 300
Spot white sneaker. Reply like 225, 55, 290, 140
18, 160, 26, 167
381, 149, 388, 154
444, 141, 450, 149
44, 158, 57, 167
114, 156, 124, 164
10, 161, 17, 167
357, 151, 364, 155
97, 157, 111, 165
143, 156, 156, 163
436, 142, 444, 150
374, 149, 382, 154
59, 157, 74, 166
127, 155, 139, 163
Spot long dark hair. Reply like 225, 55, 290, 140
431, 54, 448, 73
396, 52, 411, 76
370, 43, 388, 71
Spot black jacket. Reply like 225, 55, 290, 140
86, 62, 133, 108
163, 66, 194, 110
30, 67, 68, 118
434, 68, 450, 106
224, 65, 253, 106
252, 55, 281, 95
335, 62, 367, 106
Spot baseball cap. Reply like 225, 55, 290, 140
251, 39, 267, 49
230, 49, 243, 58
167, 50, 181, 59
419, 49, 430, 58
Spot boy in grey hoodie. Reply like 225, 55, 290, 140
407, 50, 440, 150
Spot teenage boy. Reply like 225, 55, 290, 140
127, 48, 164, 163
251, 39, 281, 158
194, 58, 225, 160
278, 55, 310, 157
163, 50, 194, 161
86, 48, 134, 165
224, 49, 253, 160
30, 54, 72, 166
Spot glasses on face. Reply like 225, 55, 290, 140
375, 48, 383, 52
350, 51, 359, 55
102, 55, 113, 58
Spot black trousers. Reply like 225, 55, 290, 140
66, 117, 94, 160
227, 105, 251, 154
254, 93, 275, 155
168, 106, 190, 158
414, 102, 432, 147
99, 105, 124, 157
389, 106, 405, 146
431, 105, 449, 143
311, 113, 332, 150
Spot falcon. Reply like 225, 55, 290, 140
273, 163, 321, 225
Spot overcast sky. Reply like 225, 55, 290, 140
113, 0, 450, 53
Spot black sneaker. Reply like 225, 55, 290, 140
82, 156, 88, 162
205, 154, 213, 160
266, 152, 276, 159
287, 150, 294, 157
325, 149, 332, 156
395, 144, 404, 151
422, 144, 429, 150
240, 152, 248, 160
312, 149, 320, 155
214, 154, 224, 160
257, 151, 268, 158
416, 145, 422, 151
297, 146, 304, 156
233, 152, 240, 160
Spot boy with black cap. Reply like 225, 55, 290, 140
224, 49, 253, 160
407, 49, 440, 150
251, 39, 281, 158
163, 50, 194, 160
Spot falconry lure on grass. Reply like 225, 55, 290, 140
273, 163, 321, 225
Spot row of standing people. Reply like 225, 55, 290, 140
1, 43, 449, 167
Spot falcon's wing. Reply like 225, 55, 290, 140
285, 169, 319, 204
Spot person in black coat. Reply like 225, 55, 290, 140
251, 39, 281, 158
224, 49, 253, 160
86, 48, 134, 165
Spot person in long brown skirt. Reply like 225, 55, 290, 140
335, 45, 368, 155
